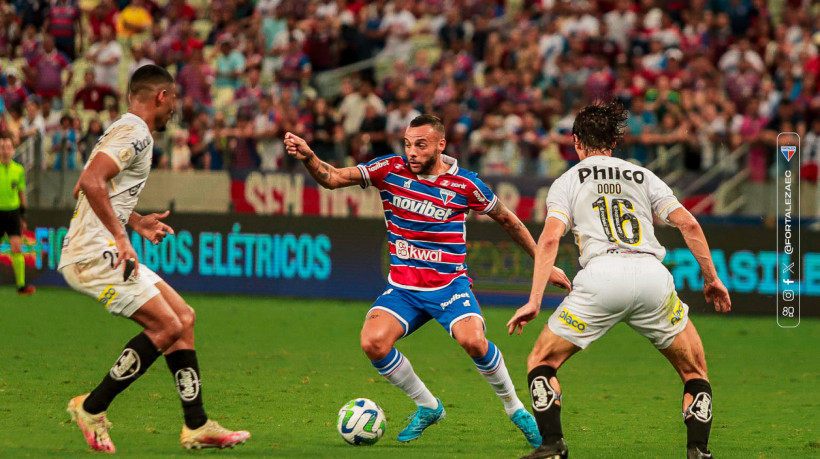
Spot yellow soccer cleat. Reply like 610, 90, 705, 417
66, 394, 116, 453
180, 420, 250, 450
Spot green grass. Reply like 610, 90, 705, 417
1, 288, 818, 458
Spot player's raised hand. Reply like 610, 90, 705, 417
548, 266, 572, 292
113, 233, 140, 279
704, 278, 732, 313
284, 132, 313, 161
135, 210, 175, 244
507, 300, 541, 335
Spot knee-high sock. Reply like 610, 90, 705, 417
473, 341, 525, 416
12, 253, 25, 288
166, 349, 208, 430
528, 365, 564, 443
683, 378, 713, 451
83, 332, 162, 414
371, 348, 438, 409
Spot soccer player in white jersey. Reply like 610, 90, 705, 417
507, 100, 732, 459
58, 65, 249, 453
285, 115, 572, 447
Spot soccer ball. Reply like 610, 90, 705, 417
336, 398, 386, 445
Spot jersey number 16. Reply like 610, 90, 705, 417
592, 196, 641, 245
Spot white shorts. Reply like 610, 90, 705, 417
60, 259, 162, 318
548, 254, 689, 350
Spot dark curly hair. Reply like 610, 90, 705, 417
571, 99, 629, 152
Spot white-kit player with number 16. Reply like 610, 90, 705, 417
507, 100, 732, 459
58, 65, 249, 454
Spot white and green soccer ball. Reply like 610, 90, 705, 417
337, 398, 386, 445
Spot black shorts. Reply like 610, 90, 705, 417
0, 209, 22, 237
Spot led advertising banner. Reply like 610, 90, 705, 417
2, 210, 817, 315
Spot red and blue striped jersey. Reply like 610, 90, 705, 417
357, 154, 498, 291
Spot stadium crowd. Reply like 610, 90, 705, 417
0, 0, 818, 182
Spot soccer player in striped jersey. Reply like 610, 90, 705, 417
285, 115, 572, 447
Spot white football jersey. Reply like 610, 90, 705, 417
59, 113, 154, 268
546, 155, 682, 267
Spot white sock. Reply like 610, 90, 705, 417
372, 348, 438, 409
473, 342, 526, 416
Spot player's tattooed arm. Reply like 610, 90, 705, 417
284, 132, 363, 189
487, 201, 537, 258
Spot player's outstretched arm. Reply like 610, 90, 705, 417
667, 207, 732, 313
284, 132, 363, 189
507, 217, 568, 335
487, 202, 571, 291
128, 210, 175, 245
77, 153, 140, 277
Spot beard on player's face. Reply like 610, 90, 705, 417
411, 146, 441, 175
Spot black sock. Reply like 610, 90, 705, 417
528, 365, 563, 443
83, 332, 162, 414
165, 349, 208, 429
683, 378, 713, 451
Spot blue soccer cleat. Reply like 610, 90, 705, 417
397, 398, 446, 442
511, 408, 542, 447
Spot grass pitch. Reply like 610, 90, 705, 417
1, 287, 818, 458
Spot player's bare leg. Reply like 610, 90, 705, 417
520, 326, 581, 459
361, 311, 442, 442
660, 321, 713, 459
451, 316, 542, 447
68, 294, 180, 453
151, 281, 250, 450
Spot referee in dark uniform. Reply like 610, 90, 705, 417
0, 133, 35, 295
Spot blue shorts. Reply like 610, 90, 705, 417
368, 277, 485, 338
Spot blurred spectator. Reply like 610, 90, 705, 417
214, 36, 246, 90
355, 104, 390, 162
45, 0, 82, 61
24, 36, 73, 108
386, 98, 421, 155
18, 0, 49, 30
469, 113, 518, 175
51, 114, 77, 170
165, 0, 197, 22
276, 38, 311, 89
227, 111, 260, 169
169, 20, 204, 67
117, 0, 153, 37
253, 95, 281, 170
72, 70, 118, 113
19, 24, 41, 62
127, 43, 155, 78
305, 15, 340, 72
85, 23, 123, 90
78, 118, 104, 164
171, 130, 192, 171
337, 81, 385, 137
187, 110, 213, 170
624, 96, 658, 165
88, 0, 119, 41
177, 48, 215, 112
310, 97, 342, 164
0, 68, 29, 108
380, 0, 416, 58
235, 67, 266, 111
